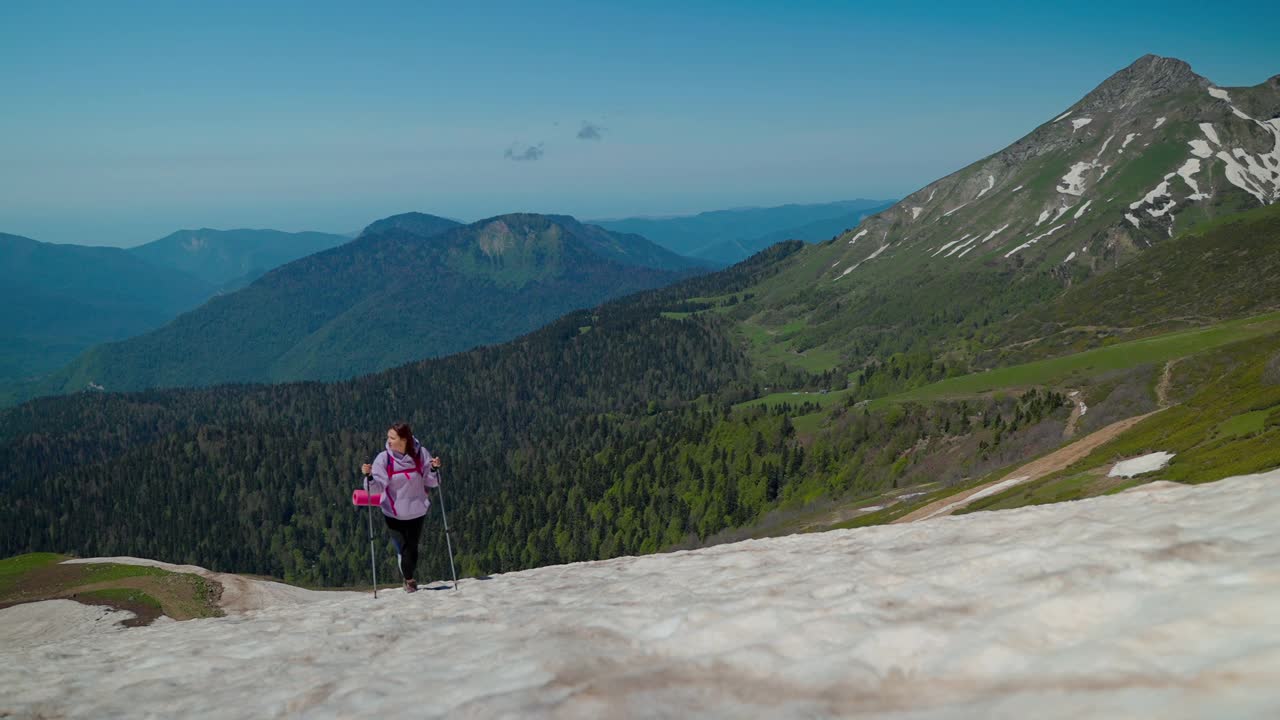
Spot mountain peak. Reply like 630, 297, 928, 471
358, 212, 461, 239
1076, 54, 1207, 112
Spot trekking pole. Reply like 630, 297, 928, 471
364, 474, 378, 599
435, 467, 459, 591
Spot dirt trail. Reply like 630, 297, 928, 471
1063, 390, 1087, 438
894, 411, 1160, 523
1156, 358, 1182, 408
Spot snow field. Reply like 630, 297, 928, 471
5, 471, 1280, 718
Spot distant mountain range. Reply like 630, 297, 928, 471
591, 199, 895, 264
0, 227, 357, 386
4, 198, 898, 392
0, 232, 216, 384
129, 228, 352, 290
11, 212, 702, 401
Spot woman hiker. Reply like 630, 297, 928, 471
362, 423, 442, 593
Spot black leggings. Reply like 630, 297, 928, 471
384, 514, 426, 580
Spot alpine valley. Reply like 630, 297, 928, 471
3, 54, 1278, 596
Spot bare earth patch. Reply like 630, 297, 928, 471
0, 562, 223, 627
895, 411, 1160, 523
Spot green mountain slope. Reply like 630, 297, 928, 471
0, 232, 216, 383
701, 55, 1280, 386
26, 214, 698, 397
983, 201, 1280, 363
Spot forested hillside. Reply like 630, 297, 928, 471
0, 245, 790, 584
21, 214, 699, 403
0, 232, 216, 385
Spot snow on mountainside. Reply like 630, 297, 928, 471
4, 469, 1280, 718
825, 55, 1280, 280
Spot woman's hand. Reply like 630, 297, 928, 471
430, 456, 442, 469
361, 463, 372, 476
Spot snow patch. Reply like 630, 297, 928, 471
1200, 123, 1221, 146
1216, 151, 1270, 204
1057, 161, 1096, 196
1005, 223, 1065, 257
1051, 203, 1072, 224
942, 202, 970, 217
1153, 116, 1166, 130
1011, 184, 1024, 193
911, 206, 923, 220
1096, 134, 1116, 157
1073, 200, 1093, 219
946, 238, 979, 258
933, 237, 964, 257
1063, 251, 1076, 263
1069, 391, 1088, 417
1188, 139, 1213, 159
923, 476, 1032, 520
1147, 198, 1177, 218
1071, 117, 1093, 131
977, 175, 995, 198
1130, 179, 1172, 211
1036, 208, 1053, 226
1108, 452, 1175, 478
1053, 110, 1073, 122
1208, 87, 1231, 102
1125, 213, 1141, 228
848, 228, 869, 245
1176, 158, 1210, 201
979, 224, 1010, 244
1121, 133, 1139, 151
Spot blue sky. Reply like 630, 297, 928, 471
2, 0, 1277, 246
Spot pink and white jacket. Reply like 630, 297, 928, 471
364, 439, 440, 520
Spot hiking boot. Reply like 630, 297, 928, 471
404, 579, 418, 593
